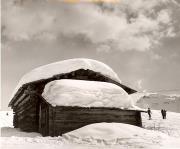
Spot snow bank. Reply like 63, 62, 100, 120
12, 58, 121, 98
63, 122, 178, 147
63, 123, 144, 141
42, 79, 135, 109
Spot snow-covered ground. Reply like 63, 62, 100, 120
0, 111, 13, 128
1, 110, 180, 149
142, 110, 180, 137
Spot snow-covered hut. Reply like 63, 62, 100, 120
9, 58, 142, 136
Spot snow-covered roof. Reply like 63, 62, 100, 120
42, 79, 138, 110
12, 58, 121, 98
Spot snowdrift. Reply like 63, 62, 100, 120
63, 123, 145, 141
42, 79, 135, 109
12, 58, 121, 98
63, 122, 179, 147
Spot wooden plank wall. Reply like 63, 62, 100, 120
13, 94, 39, 132
51, 106, 142, 136
48, 107, 55, 136
39, 101, 48, 136
38, 99, 55, 136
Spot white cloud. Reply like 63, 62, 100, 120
157, 9, 171, 24
116, 35, 151, 51
151, 53, 162, 60
2, 0, 178, 51
96, 44, 111, 53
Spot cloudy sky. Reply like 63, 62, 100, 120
1, 0, 180, 110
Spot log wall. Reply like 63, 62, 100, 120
13, 94, 40, 132
13, 94, 142, 137
46, 106, 142, 136
38, 99, 55, 136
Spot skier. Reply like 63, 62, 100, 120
147, 108, 152, 120
161, 109, 164, 119
164, 109, 167, 119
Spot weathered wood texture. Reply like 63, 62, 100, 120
40, 106, 142, 136
39, 100, 49, 136
13, 94, 40, 132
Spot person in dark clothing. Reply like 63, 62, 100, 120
147, 108, 152, 120
164, 109, 167, 119
161, 109, 164, 119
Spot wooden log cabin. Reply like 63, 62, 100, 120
9, 59, 143, 136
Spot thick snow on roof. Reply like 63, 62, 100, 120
42, 79, 137, 109
12, 58, 121, 98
